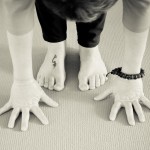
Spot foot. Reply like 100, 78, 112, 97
78, 45, 108, 91
37, 41, 66, 91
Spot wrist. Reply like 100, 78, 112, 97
122, 61, 141, 74
14, 77, 35, 84
107, 67, 145, 80
13, 69, 34, 81
122, 66, 141, 74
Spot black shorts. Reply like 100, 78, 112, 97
35, 0, 106, 48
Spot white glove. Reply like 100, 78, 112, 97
0, 79, 58, 131
94, 76, 150, 125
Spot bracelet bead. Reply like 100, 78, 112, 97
106, 67, 145, 80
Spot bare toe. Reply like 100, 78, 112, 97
100, 74, 106, 85
89, 76, 96, 90
48, 77, 55, 90
39, 76, 44, 87
44, 77, 49, 88
95, 74, 100, 88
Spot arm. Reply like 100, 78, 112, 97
94, 0, 150, 125
0, 0, 58, 131
122, 0, 150, 74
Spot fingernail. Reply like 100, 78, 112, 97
109, 116, 115, 121
129, 122, 135, 126
140, 118, 145, 123
21, 127, 28, 132
94, 97, 98, 100
53, 102, 59, 107
43, 120, 49, 125
8, 124, 14, 129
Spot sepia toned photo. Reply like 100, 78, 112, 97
0, 0, 150, 150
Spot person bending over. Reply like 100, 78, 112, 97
0, 0, 150, 132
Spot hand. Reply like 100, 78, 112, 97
0, 79, 58, 131
94, 76, 150, 125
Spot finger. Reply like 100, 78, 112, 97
41, 93, 58, 107
31, 106, 49, 125
95, 74, 100, 87
21, 108, 30, 131
0, 102, 11, 115
109, 102, 121, 121
94, 89, 112, 101
89, 76, 96, 90
8, 108, 20, 129
133, 101, 145, 122
140, 96, 150, 109
124, 103, 135, 126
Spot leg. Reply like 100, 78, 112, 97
3, 0, 34, 35
35, 0, 67, 91
123, 0, 150, 32
76, 13, 108, 91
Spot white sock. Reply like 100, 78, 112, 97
7, 30, 34, 81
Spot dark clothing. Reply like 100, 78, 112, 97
35, 0, 106, 47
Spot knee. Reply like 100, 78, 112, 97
3, 0, 34, 14
130, 0, 150, 11
138, 0, 150, 8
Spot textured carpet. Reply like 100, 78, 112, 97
0, 1, 150, 150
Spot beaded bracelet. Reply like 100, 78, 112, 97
106, 67, 145, 80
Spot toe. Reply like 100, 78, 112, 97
36, 73, 41, 82
54, 84, 64, 91
78, 77, 89, 91
95, 74, 100, 88
48, 77, 55, 90
104, 74, 108, 81
39, 76, 44, 87
100, 74, 106, 85
44, 77, 49, 88
89, 76, 96, 90
54, 78, 65, 91
79, 84, 89, 91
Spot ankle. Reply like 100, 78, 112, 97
47, 41, 65, 52
45, 41, 66, 59
79, 45, 101, 60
